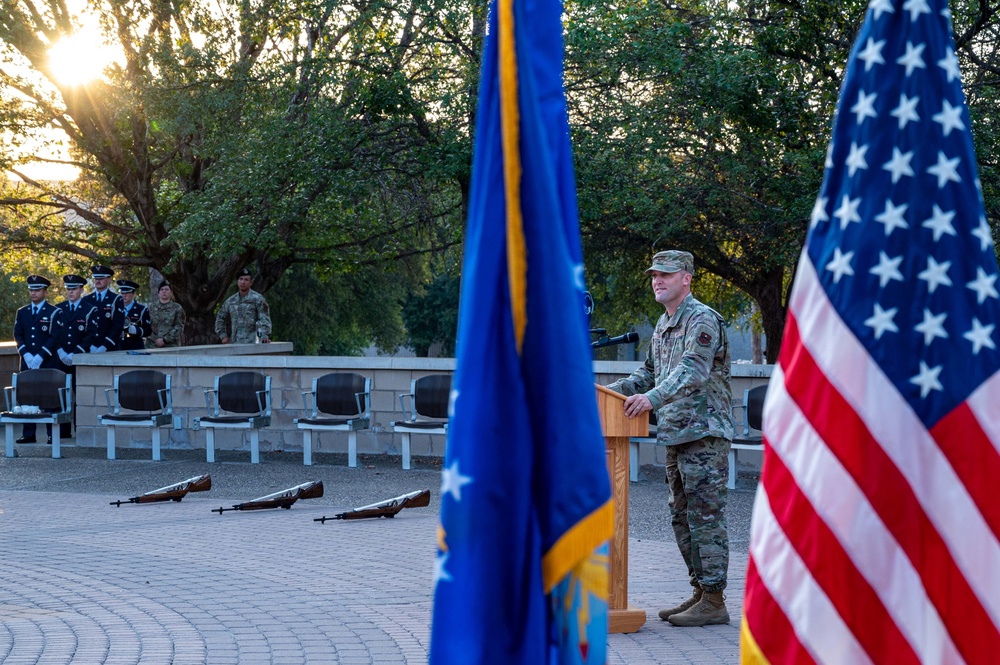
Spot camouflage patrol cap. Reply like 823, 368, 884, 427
645, 250, 695, 275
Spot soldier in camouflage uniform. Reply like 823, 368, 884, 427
214, 267, 272, 344
147, 281, 185, 348
606, 250, 735, 627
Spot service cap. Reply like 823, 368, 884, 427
91, 265, 115, 278
117, 279, 139, 293
645, 250, 695, 275
27, 275, 51, 290
63, 274, 87, 288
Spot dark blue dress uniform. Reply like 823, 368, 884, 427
52, 280, 100, 369
12, 275, 57, 442
116, 280, 152, 351
82, 265, 125, 351
51, 275, 100, 439
14, 277, 58, 371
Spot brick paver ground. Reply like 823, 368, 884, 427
1, 446, 751, 664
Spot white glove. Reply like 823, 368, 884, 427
30, 354, 42, 370
24, 354, 39, 370
65, 353, 74, 366
128, 325, 137, 335
96, 345, 107, 353
89, 345, 99, 353
58, 348, 70, 363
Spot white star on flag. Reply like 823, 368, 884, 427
864, 303, 899, 339
826, 247, 855, 283
434, 551, 453, 583
890, 93, 920, 128
909, 360, 943, 398
896, 40, 927, 76
963, 318, 996, 355
868, 0, 894, 19
834, 194, 862, 229
932, 99, 965, 136
914, 308, 948, 345
966, 267, 999, 304
902, 0, 931, 21
874, 198, 910, 235
921, 204, 956, 241
846, 142, 870, 176
882, 148, 915, 184
852, 90, 879, 124
440, 461, 473, 501
810, 196, 829, 228
926, 151, 962, 188
972, 216, 994, 251
870, 252, 905, 287
917, 256, 952, 293
857, 37, 887, 70
937, 47, 961, 82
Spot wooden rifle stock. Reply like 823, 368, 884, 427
213, 480, 324, 514
110, 474, 212, 507
314, 489, 430, 523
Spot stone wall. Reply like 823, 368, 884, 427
31, 344, 772, 469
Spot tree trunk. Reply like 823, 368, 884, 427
755, 266, 787, 364
183, 309, 220, 346
751, 331, 763, 364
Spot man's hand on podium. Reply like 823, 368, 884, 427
623, 394, 652, 419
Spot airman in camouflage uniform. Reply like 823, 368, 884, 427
147, 281, 186, 348
214, 268, 272, 344
606, 249, 734, 627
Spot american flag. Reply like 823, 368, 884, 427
741, 0, 1000, 663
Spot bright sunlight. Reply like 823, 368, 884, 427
47, 28, 118, 86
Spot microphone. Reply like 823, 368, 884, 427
591, 331, 639, 349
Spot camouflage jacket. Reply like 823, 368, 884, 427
607, 294, 734, 446
147, 301, 185, 347
214, 290, 272, 344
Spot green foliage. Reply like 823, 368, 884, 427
0, 266, 21, 341
0, 0, 478, 343
267, 264, 407, 355
565, 0, 1000, 361
402, 272, 460, 357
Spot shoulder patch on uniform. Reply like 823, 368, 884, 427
697, 331, 712, 346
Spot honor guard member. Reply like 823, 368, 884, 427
215, 268, 272, 344
148, 281, 185, 348
52, 274, 100, 438
83, 264, 125, 352
12, 275, 58, 443
117, 280, 152, 350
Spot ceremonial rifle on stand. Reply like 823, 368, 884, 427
110, 474, 212, 507
314, 489, 431, 523
213, 480, 324, 514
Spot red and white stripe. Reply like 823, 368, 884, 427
743, 254, 1000, 664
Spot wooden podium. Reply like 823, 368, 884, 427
595, 384, 648, 633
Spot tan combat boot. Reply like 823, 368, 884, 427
667, 590, 730, 627
657, 587, 703, 621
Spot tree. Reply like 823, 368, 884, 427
0, 0, 480, 344
565, 0, 1000, 362
402, 270, 460, 356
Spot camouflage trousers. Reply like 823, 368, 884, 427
665, 435, 729, 593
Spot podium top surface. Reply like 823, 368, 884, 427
594, 384, 649, 438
